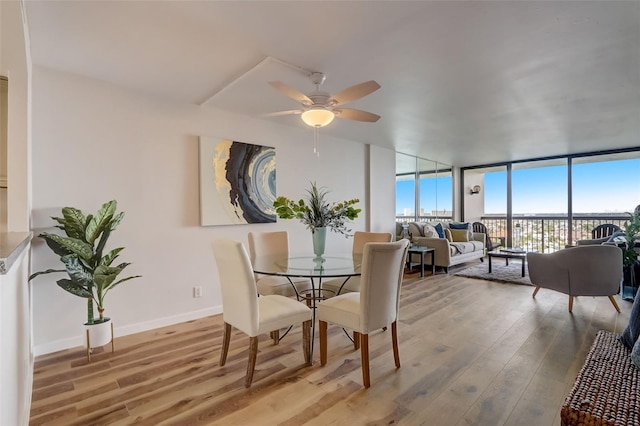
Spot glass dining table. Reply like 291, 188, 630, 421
252, 254, 362, 359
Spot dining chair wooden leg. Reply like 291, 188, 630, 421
270, 330, 280, 345
360, 333, 370, 388
608, 295, 621, 313
245, 336, 259, 388
532, 286, 541, 298
319, 320, 328, 366
568, 296, 574, 313
391, 321, 400, 369
302, 320, 312, 365
220, 322, 231, 366
353, 331, 360, 350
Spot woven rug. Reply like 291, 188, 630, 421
455, 260, 533, 286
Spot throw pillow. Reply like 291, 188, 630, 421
619, 292, 640, 349
408, 222, 425, 237
449, 222, 470, 230
444, 228, 453, 242
606, 231, 627, 246
434, 223, 446, 239
449, 222, 473, 240
632, 336, 640, 369
450, 229, 469, 242
423, 224, 437, 238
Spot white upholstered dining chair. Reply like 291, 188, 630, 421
212, 239, 312, 388
322, 231, 393, 296
318, 239, 410, 388
248, 231, 312, 299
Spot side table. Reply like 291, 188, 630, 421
406, 246, 435, 277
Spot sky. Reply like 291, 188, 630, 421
397, 157, 640, 216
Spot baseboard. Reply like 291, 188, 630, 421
33, 305, 223, 356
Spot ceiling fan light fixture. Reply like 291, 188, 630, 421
301, 108, 335, 127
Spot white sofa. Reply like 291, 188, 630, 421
407, 221, 485, 273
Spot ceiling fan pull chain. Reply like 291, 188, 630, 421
313, 126, 320, 157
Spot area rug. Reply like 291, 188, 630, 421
455, 261, 533, 286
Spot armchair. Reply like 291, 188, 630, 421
576, 223, 622, 246
527, 245, 622, 313
472, 222, 504, 251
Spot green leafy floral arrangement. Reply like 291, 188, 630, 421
273, 182, 361, 235
622, 210, 640, 266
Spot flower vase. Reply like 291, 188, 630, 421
312, 227, 327, 259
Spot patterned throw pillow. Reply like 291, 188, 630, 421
423, 224, 438, 238
619, 293, 640, 349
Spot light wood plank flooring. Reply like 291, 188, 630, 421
30, 264, 633, 425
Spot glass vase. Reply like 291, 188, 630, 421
312, 227, 326, 259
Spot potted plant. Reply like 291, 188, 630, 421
621, 210, 640, 300
30, 200, 141, 348
273, 182, 361, 258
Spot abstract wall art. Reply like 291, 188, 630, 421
199, 136, 276, 226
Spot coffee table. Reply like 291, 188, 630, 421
406, 246, 435, 277
488, 248, 528, 277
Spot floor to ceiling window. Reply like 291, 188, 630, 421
572, 152, 640, 242
396, 153, 452, 223
462, 148, 640, 252
419, 158, 452, 221
512, 159, 568, 251
572, 153, 640, 216
396, 153, 417, 222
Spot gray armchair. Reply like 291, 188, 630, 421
527, 245, 622, 313
576, 223, 622, 246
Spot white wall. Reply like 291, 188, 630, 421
1, 3, 33, 425
0, 244, 32, 426
30, 66, 394, 354
1, 0, 30, 232
368, 144, 397, 235
463, 170, 485, 222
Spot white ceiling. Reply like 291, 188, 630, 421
23, 1, 640, 167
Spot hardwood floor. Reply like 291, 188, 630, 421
30, 265, 633, 425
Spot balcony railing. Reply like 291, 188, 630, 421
396, 214, 631, 253
482, 215, 630, 253
396, 215, 452, 223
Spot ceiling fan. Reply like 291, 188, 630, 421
266, 72, 381, 127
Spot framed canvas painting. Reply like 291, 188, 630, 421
199, 136, 276, 226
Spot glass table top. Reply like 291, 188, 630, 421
252, 254, 362, 278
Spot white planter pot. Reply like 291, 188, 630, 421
84, 318, 113, 349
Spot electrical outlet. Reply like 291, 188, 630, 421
193, 286, 202, 298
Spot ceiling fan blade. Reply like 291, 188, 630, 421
262, 110, 304, 117
269, 81, 312, 105
334, 108, 381, 123
329, 80, 381, 106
